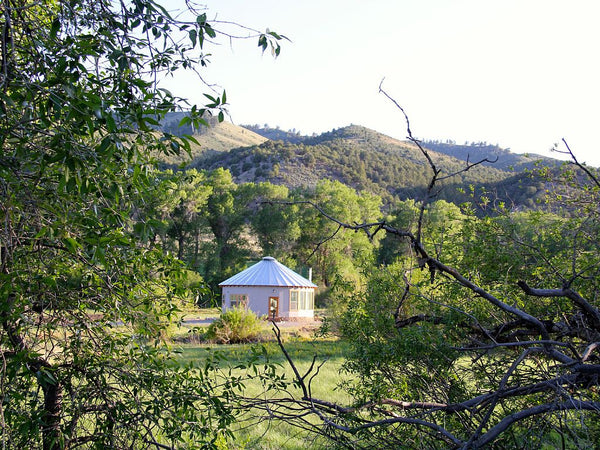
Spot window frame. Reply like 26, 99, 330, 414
290, 291, 298, 311
289, 289, 314, 311
229, 293, 248, 309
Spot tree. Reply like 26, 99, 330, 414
248, 181, 302, 264
377, 199, 464, 265
163, 169, 212, 263
247, 92, 600, 448
291, 180, 382, 289
201, 168, 256, 290
0, 1, 284, 448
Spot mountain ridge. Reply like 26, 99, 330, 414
192, 124, 518, 205
156, 114, 572, 209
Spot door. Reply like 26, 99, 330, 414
268, 297, 279, 320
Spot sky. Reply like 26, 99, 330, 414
162, 0, 600, 167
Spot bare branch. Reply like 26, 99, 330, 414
474, 401, 600, 448
424, 255, 551, 340
254, 87, 600, 449
378, 80, 496, 247
436, 154, 500, 182
456, 340, 581, 359
518, 280, 600, 331
558, 138, 600, 190
581, 342, 600, 362
395, 313, 443, 328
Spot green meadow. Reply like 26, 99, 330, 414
173, 320, 352, 449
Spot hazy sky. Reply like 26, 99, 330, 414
163, 1, 600, 167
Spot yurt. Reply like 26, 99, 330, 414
218, 257, 317, 320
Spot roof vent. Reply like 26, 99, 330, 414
262, 256, 275, 261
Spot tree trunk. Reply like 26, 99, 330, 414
41, 376, 63, 450
178, 233, 185, 260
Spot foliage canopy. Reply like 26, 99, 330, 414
0, 0, 284, 448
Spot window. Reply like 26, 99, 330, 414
289, 290, 314, 311
304, 290, 314, 310
229, 294, 248, 309
299, 291, 306, 310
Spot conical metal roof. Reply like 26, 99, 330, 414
219, 257, 317, 288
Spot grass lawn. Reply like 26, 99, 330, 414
178, 306, 221, 321
174, 334, 352, 449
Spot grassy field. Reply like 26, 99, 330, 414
174, 329, 352, 449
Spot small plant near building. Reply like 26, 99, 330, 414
206, 307, 264, 344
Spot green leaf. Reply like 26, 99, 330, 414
105, 113, 116, 132
258, 35, 267, 52
50, 18, 61, 40
204, 23, 216, 39
63, 237, 81, 254
203, 93, 217, 103
189, 29, 197, 47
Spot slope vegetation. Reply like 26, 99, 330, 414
195, 125, 513, 204
157, 113, 267, 166
422, 140, 557, 171
155, 120, 569, 210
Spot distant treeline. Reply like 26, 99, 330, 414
140, 158, 580, 304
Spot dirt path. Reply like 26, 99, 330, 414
182, 317, 321, 328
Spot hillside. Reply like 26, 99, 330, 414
422, 140, 558, 171
243, 125, 558, 172
157, 113, 267, 166
193, 125, 520, 205
244, 124, 558, 172
242, 124, 307, 143
153, 118, 568, 209
194, 121, 267, 153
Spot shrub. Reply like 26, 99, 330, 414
206, 307, 263, 344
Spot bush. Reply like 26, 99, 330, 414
205, 307, 263, 344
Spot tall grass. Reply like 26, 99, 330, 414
175, 338, 352, 449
